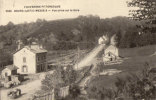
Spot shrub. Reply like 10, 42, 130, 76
69, 84, 81, 99
114, 63, 156, 99
87, 63, 156, 100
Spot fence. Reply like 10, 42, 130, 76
32, 90, 54, 100
58, 86, 69, 98
32, 86, 69, 100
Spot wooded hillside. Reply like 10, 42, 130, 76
1, 15, 156, 67
0, 15, 140, 51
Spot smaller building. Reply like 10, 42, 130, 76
103, 45, 121, 65
98, 35, 108, 44
104, 45, 119, 57
1, 65, 18, 78
103, 51, 118, 62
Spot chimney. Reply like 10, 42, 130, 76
17, 40, 23, 50
39, 44, 43, 49
30, 42, 40, 49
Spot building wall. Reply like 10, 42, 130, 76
103, 53, 117, 62
1, 68, 11, 78
13, 48, 36, 74
98, 37, 104, 44
104, 45, 119, 56
98, 35, 108, 44
36, 53, 47, 72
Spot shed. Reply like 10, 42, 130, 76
98, 35, 108, 44
103, 52, 118, 62
1, 65, 18, 78
103, 45, 120, 63
104, 45, 119, 57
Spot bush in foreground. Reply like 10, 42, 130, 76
87, 63, 156, 100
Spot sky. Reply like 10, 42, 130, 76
0, 0, 131, 25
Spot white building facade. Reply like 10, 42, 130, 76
104, 45, 119, 57
13, 44, 47, 74
103, 45, 119, 63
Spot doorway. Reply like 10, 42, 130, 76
5, 72, 8, 77
22, 65, 28, 72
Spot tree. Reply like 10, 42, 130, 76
41, 67, 64, 92
127, 0, 156, 33
68, 84, 81, 99
77, 15, 101, 42
7, 21, 14, 27
115, 30, 122, 47
41, 66, 78, 93
61, 65, 77, 86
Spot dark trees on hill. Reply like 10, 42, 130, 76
1, 15, 156, 51
0, 50, 13, 68
127, 0, 156, 46
127, 0, 156, 32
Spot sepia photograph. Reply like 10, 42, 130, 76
0, 0, 156, 100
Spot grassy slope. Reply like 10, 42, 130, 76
87, 45, 156, 92
47, 49, 91, 66
119, 44, 156, 57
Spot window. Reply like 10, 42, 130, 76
22, 65, 28, 72
5, 72, 8, 77
108, 53, 110, 56
23, 57, 26, 63
37, 57, 40, 62
110, 58, 113, 61
37, 65, 40, 72
43, 55, 45, 60
41, 64, 43, 71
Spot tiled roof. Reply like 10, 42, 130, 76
106, 45, 118, 50
14, 45, 47, 54
105, 51, 117, 57
25, 46, 47, 54
6, 65, 19, 70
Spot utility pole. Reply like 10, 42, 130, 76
77, 42, 80, 70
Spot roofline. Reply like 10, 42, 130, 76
4, 65, 19, 71
5, 67, 19, 70
105, 44, 118, 50
104, 51, 118, 57
13, 47, 25, 55
13, 46, 47, 55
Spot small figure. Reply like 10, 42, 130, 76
7, 88, 22, 99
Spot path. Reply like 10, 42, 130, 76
74, 44, 107, 70
1, 79, 41, 100
78, 60, 98, 94
0, 72, 49, 100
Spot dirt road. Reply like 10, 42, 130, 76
74, 44, 107, 70
0, 72, 49, 100
1, 79, 41, 100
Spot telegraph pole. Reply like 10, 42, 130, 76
76, 42, 80, 70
